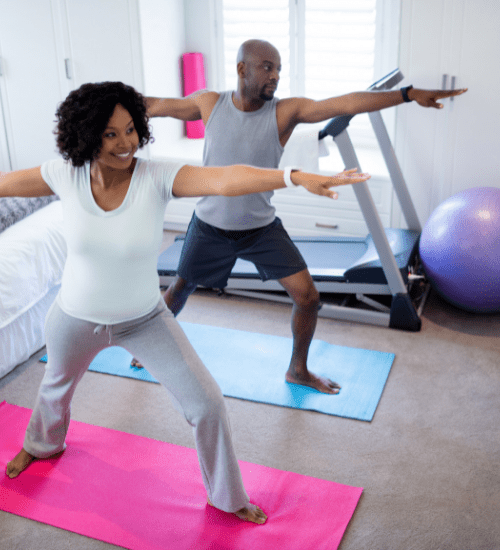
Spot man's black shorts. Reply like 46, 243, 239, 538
177, 214, 308, 289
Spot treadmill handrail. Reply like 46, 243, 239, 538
368, 68, 404, 91
318, 114, 354, 140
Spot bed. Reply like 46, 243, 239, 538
0, 197, 66, 379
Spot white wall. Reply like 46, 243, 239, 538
138, 0, 186, 156
138, 0, 221, 161
184, 0, 222, 91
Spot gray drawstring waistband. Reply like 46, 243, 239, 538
94, 324, 112, 345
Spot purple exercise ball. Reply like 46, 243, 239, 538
419, 187, 500, 313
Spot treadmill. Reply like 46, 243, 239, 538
157, 69, 428, 331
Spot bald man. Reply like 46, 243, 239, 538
144, 39, 466, 394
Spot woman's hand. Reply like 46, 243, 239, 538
293, 168, 371, 199
172, 165, 370, 199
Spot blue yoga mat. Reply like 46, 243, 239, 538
40, 322, 394, 421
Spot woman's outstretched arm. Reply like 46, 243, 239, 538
172, 165, 370, 199
0, 167, 54, 198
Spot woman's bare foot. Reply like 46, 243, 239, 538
234, 503, 267, 524
130, 357, 144, 369
207, 498, 267, 524
285, 369, 341, 394
6, 448, 36, 478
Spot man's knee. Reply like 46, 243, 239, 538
298, 286, 320, 310
289, 281, 320, 310
171, 276, 197, 294
165, 276, 197, 315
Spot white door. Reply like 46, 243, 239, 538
447, 0, 500, 197
0, 0, 68, 169
395, 0, 451, 227
0, 81, 11, 171
63, 0, 144, 90
395, 0, 500, 227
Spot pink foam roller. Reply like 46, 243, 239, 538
182, 52, 206, 139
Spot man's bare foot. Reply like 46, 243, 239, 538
207, 498, 267, 524
286, 369, 341, 394
6, 448, 36, 479
130, 358, 144, 369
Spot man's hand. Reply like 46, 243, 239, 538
409, 87, 468, 109
293, 168, 371, 199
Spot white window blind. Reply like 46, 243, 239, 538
304, 0, 377, 98
221, 0, 292, 98
221, 0, 380, 150
304, 0, 377, 147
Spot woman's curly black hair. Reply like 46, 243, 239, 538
54, 81, 152, 167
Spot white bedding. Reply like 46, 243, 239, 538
0, 201, 66, 378
0, 285, 60, 378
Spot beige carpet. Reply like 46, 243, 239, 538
1, 231, 499, 550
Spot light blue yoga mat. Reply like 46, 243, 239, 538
40, 322, 395, 421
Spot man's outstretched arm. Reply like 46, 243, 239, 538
145, 95, 203, 121
286, 86, 468, 125
145, 90, 220, 123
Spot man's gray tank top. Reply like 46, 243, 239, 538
195, 91, 284, 230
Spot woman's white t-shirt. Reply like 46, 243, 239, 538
41, 158, 183, 324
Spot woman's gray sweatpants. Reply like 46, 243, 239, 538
23, 298, 249, 513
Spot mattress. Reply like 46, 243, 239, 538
0, 201, 66, 378
0, 285, 60, 379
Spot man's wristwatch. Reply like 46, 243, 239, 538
401, 85, 414, 103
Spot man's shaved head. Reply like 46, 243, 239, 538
237, 39, 279, 65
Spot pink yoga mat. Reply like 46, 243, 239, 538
0, 402, 362, 550
182, 52, 206, 139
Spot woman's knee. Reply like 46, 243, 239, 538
184, 385, 227, 427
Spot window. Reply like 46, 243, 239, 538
221, 0, 292, 98
217, 0, 400, 172
303, 1, 377, 99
